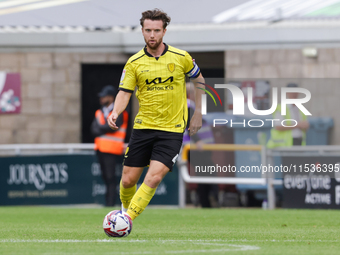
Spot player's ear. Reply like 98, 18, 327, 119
163, 28, 167, 34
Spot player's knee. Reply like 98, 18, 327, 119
121, 177, 135, 188
146, 175, 163, 188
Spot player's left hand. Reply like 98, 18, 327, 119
188, 112, 202, 136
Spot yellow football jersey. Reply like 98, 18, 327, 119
119, 44, 201, 133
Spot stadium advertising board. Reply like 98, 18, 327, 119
0, 155, 105, 205
0, 155, 178, 206
282, 156, 340, 209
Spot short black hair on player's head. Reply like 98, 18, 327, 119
140, 8, 171, 29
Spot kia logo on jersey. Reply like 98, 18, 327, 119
145, 76, 174, 85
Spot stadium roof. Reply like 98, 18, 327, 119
2, 0, 340, 52
1, 0, 340, 27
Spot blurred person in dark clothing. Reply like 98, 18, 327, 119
91, 85, 129, 206
183, 82, 217, 208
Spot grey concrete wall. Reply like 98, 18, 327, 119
0, 52, 128, 144
225, 48, 340, 145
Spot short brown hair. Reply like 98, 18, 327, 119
140, 9, 171, 29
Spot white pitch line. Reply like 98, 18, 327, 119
218, 239, 339, 243
0, 239, 146, 243
117, 246, 260, 255
0, 239, 337, 243
157, 239, 338, 243
0, 239, 261, 254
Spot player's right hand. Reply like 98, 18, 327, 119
108, 112, 119, 130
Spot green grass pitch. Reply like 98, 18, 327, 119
0, 206, 339, 255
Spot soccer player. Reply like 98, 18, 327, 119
108, 8, 205, 227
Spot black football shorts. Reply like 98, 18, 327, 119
123, 129, 183, 171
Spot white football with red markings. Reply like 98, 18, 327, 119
103, 210, 133, 237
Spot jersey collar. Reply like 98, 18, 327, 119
144, 43, 168, 60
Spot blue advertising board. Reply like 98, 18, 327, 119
0, 154, 178, 206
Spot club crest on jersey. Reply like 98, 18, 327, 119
167, 63, 175, 73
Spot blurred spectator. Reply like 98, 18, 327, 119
267, 83, 309, 148
183, 82, 218, 208
91, 85, 129, 206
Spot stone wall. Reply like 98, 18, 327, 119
1, 48, 339, 145
225, 48, 340, 145
0, 52, 128, 144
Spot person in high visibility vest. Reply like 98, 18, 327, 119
91, 85, 129, 206
267, 83, 309, 148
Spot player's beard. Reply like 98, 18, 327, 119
145, 38, 162, 50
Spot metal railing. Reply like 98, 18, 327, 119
178, 143, 282, 209
178, 144, 340, 209
0, 143, 95, 156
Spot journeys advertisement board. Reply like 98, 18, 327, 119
0, 154, 178, 206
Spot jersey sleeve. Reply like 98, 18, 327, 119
119, 62, 136, 93
184, 52, 201, 79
